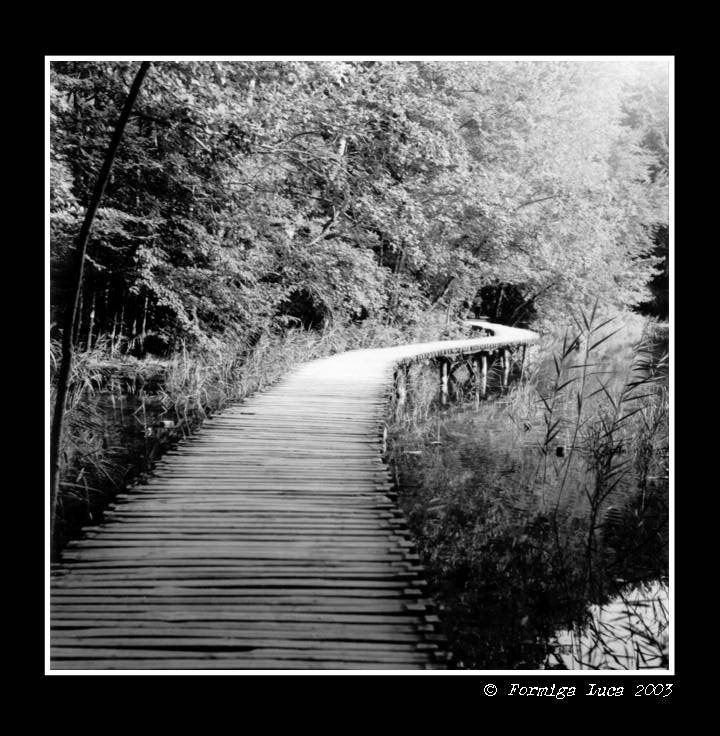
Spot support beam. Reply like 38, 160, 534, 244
470, 354, 479, 407
438, 358, 450, 406
480, 352, 489, 398
471, 351, 488, 403
502, 348, 511, 389
394, 364, 408, 420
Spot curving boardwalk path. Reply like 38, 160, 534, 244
50, 321, 537, 670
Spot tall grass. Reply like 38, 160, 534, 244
49, 314, 459, 554
386, 308, 669, 669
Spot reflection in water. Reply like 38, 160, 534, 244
545, 580, 669, 670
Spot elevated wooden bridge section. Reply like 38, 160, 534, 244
50, 321, 538, 670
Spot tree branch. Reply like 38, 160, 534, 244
515, 194, 562, 211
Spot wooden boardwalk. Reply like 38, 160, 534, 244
50, 321, 537, 670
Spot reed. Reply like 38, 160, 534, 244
386, 308, 669, 669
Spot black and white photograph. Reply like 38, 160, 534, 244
47, 55, 672, 676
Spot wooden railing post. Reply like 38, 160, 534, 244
394, 364, 408, 420
438, 358, 450, 406
502, 348, 511, 389
471, 352, 489, 405
470, 354, 479, 407
479, 352, 488, 399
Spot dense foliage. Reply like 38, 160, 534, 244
50, 60, 669, 353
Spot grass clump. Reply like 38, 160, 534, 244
387, 306, 669, 669
50, 314, 459, 554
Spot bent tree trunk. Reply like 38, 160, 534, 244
50, 61, 151, 544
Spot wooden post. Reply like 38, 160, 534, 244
394, 364, 408, 420
479, 352, 488, 399
439, 358, 450, 406
470, 353, 486, 407
50, 61, 151, 545
520, 344, 527, 380
470, 354, 479, 407
502, 348, 511, 389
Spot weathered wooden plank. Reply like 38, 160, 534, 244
51, 659, 423, 670
52, 599, 421, 610
53, 578, 415, 589
51, 646, 431, 663
52, 611, 428, 624
52, 587, 418, 599
51, 637, 433, 654
52, 625, 425, 638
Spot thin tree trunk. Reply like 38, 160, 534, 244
140, 294, 148, 346
117, 298, 126, 354
50, 61, 151, 544
494, 284, 505, 320
508, 281, 556, 325
86, 289, 96, 350
102, 284, 110, 338
74, 291, 83, 345
428, 275, 455, 311
110, 310, 118, 357
131, 317, 138, 347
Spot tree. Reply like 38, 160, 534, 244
50, 60, 669, 350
